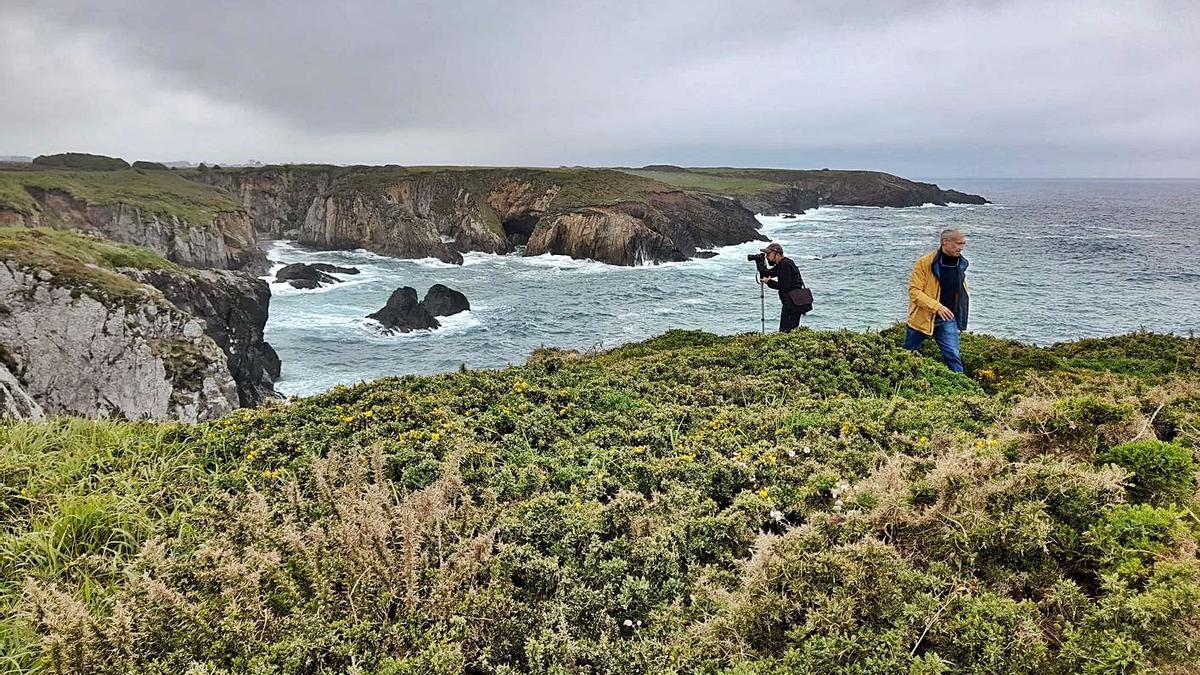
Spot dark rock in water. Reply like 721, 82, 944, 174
311, 263, 360, 275
275, 262, 341, 289
692, 251, 719, 259
368, 287, 440, 333
423, 284, 470, 317
782, 213, 797, 219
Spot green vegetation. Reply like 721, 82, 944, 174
619, 168, 795, 198
0, 227, 183, 301
2, 328, 1199, 673
31, 153, 130, 171
130, 161, 169, 171
0, 167, 241, 224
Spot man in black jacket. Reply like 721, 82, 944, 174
757, 242, 810, 332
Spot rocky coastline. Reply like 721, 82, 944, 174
0, 228, 278, 421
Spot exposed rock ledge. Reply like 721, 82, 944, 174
0, 261, 238, 421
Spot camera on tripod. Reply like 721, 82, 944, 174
747, 252, 765, 262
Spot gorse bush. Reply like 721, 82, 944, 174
1097, 440, 1196, 505
2, 328, 1199, 674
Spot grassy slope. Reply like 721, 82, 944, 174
619, 168, 794, 198
2, 328, 1198, 673
0, 227, 183, 301
0, 167, 242, 224
618, 166, 945, 201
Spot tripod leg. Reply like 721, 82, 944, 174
760, 284, 766, 334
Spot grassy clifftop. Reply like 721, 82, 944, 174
620, 166, 988, 207
3, 328, 1199, 673
0, 227, 184, 301
200, 164, 685, 212
0, 166, 242, 224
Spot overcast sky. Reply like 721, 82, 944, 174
2, 0, 1197, 177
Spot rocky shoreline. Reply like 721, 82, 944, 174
0, 157, 988, 422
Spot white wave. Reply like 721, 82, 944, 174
266, 311, 365, 330
268, 272, 378, 297
355, 309, 484, 340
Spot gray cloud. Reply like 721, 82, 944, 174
2, 0, 1198, 176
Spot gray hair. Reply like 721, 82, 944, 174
940, 228, 964, 242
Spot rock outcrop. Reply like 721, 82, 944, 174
312, 263, 360, 275
124, 268, 281, 407
368, 287, 440, 333
0, 361, 44, 420
275, 262, 343, 289
526, 193, 765, 265
423, 284, 470, 317
0, 260, 239, 421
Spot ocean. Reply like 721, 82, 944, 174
261, 178, 1200, 396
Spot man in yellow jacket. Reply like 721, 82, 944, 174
905, 228, 969, 372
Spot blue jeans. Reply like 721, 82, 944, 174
904, 319, 963, 373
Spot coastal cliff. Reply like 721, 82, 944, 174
0, 228, 278, 420
620, 166, 988, 215
0, 167, 263, 271
192, 166, 766, 265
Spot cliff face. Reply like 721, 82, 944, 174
196, 169, 511, 264
0, 184, 262, 272
0, 261, 238, 421
526, 192, 766, 265
0, 228, 280, 420
193, 167, 765, 266
124, 269, 281, 407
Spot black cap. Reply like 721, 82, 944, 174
761, 242, 784, 254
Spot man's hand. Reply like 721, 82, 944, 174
936, 306, 955, 321
760, 276, 770, 284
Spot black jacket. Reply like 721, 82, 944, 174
759, 256, 802, 295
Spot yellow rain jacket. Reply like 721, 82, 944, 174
907, 249, 970, 336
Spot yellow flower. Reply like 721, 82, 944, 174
342, 416, 354, 424
363, 410, 374, 418
681, 453, 695, 462
975, 439, 985, 448
632, 446, 645, 454
918, 436, 928, 445
977, 368, 996, 381
757, 488, 770, 499
431, 432, 441, 443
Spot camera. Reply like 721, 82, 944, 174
747, 252, 765, 262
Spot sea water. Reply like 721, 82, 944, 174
262, 178, 1200, 396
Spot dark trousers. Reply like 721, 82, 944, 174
779, 302, 803, 332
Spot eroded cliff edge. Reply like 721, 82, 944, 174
0, 228, 278, 421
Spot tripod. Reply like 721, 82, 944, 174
756, 269, 765, 334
